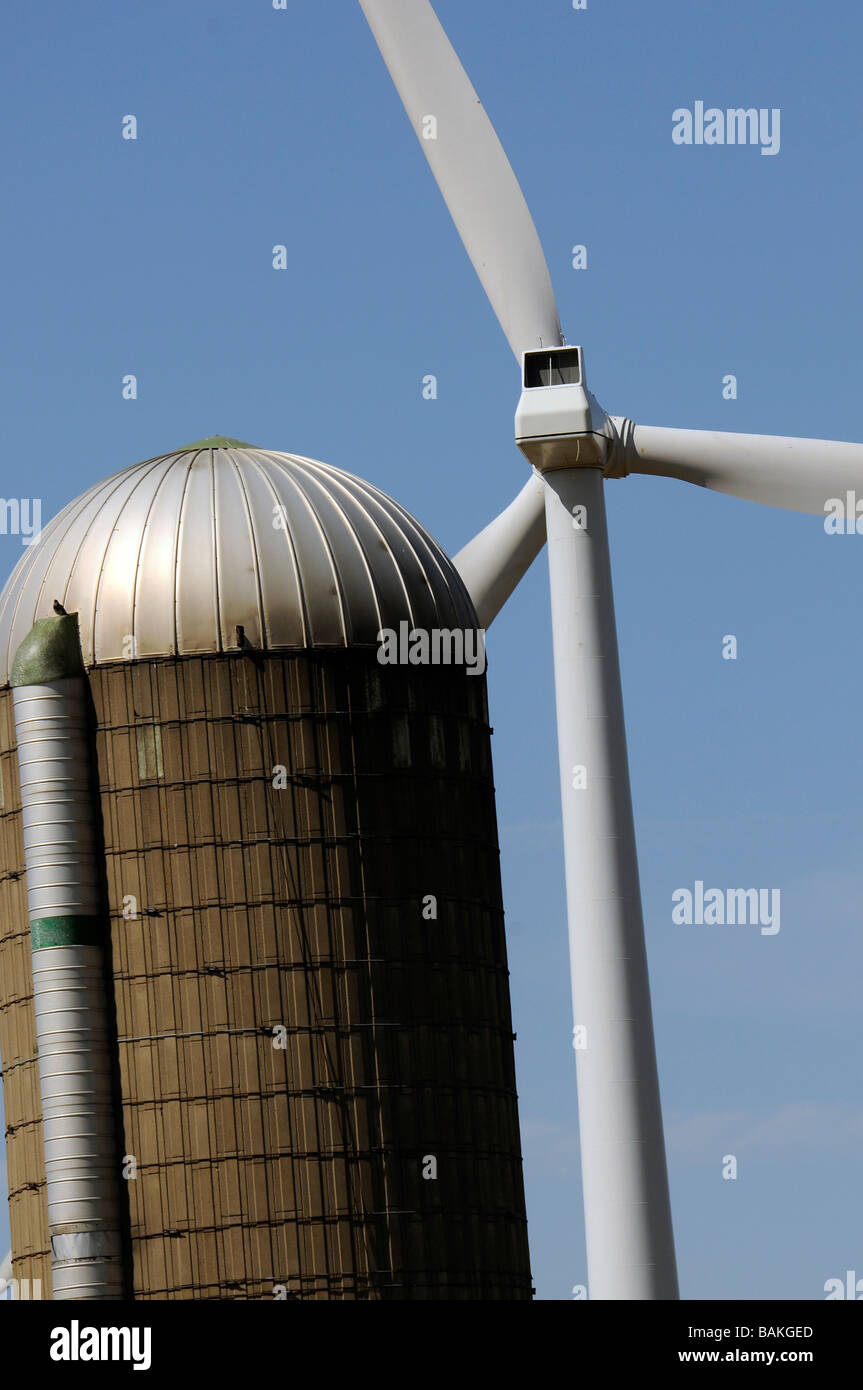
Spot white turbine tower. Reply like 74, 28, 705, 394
358, 0, 863, 1301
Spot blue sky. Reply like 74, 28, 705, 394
2, 0, 862, 1300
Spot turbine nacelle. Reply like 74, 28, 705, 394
515, 346, 614, 473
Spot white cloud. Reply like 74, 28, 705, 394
521, 1118, 582, 1179
521, 1101, 863, 1178
667, 1102, 863, 1160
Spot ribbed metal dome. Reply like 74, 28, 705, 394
0, 443, 476, 682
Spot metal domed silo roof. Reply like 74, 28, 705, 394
0, 440, 476, 682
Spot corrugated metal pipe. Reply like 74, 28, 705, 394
10, 613, 127, 1299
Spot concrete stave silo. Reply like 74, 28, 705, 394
0, 440, 532, 1299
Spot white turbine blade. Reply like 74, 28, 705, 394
358, 0, 563, 359
0, 1250, 11, 1283
619, 422, 863, 514
453, 474, 546, 628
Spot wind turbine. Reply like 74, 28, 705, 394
357, 0, 863, 1300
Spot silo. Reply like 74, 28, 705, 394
0, 440, 533, 1300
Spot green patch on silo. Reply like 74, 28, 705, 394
10, 615, 86, 687
178, 436, 256, 450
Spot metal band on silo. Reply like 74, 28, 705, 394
10, 613, 126, 1300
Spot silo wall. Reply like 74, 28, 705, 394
0, 648, 531, 1299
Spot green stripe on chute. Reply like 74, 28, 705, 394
30, 917, 105, 950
